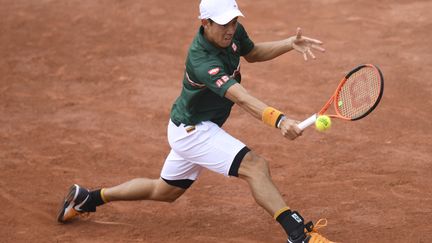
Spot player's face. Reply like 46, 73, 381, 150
203, 17, 238, 48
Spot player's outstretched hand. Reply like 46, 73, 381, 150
279, 117, 302, 140
292, 27, 325, 61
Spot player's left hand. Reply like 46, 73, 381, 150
291, 27, 325, 61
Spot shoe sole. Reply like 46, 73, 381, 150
57, 184, 79, 223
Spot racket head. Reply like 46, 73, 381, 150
333, 64, 384, 120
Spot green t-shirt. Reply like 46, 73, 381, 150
170, 23, 254, 127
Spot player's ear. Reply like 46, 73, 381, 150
201, 19, 212, 28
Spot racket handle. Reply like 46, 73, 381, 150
297, 114, 317, 130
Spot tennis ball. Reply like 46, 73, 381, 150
315, 115, 332, 132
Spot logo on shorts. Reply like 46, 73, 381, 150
208, 67, 220, 76
232, 43, 237, 52
185, 126, 196, 133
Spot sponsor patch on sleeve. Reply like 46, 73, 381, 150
215, 75, 230, 88
215, 79, 224, 88
208, 67, 220, 76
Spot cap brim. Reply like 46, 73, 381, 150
211, 9, 244, 25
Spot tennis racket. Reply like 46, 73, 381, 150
297, 64, 384, 130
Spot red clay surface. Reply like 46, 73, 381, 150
1, 0, 431, 242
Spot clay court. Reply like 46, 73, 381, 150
1, 0, 431, 242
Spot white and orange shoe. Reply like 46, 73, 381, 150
288, 219, 335, 243
57, 184, 94, 223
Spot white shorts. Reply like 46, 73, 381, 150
160, 120, 249, 188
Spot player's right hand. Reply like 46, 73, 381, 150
279, 118, 302, 140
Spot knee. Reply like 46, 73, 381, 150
238, 151, 271, 179
159, 193, 181, 203
151, 190, 182, 203
150, 180, 185, 203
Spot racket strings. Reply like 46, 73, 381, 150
337, 67, 381, 119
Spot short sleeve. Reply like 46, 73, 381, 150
194, 61, 238, 98
236, 23, 255, 56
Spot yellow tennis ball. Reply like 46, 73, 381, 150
315, 115, 332, 132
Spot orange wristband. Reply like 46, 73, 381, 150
262, 107, 284, 128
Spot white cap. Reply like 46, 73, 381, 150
199, 0, 244, 25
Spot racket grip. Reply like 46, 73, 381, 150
297, 114, 317, 130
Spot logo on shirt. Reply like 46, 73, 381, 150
215, 79, 224, 88
215, 75, 230, 88
208, 67, 220, 76
232, 43, 237, 52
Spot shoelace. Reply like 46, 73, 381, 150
308, 219, 337, 243
312, 219, 328, 232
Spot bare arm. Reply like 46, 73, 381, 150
225, 83, 267, 119
244, 39, 295, 63
244, 27, 325, 63
225, 83, 302, 140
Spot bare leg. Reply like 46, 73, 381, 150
103, 178, 186, 203
238, 151, 287, 215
